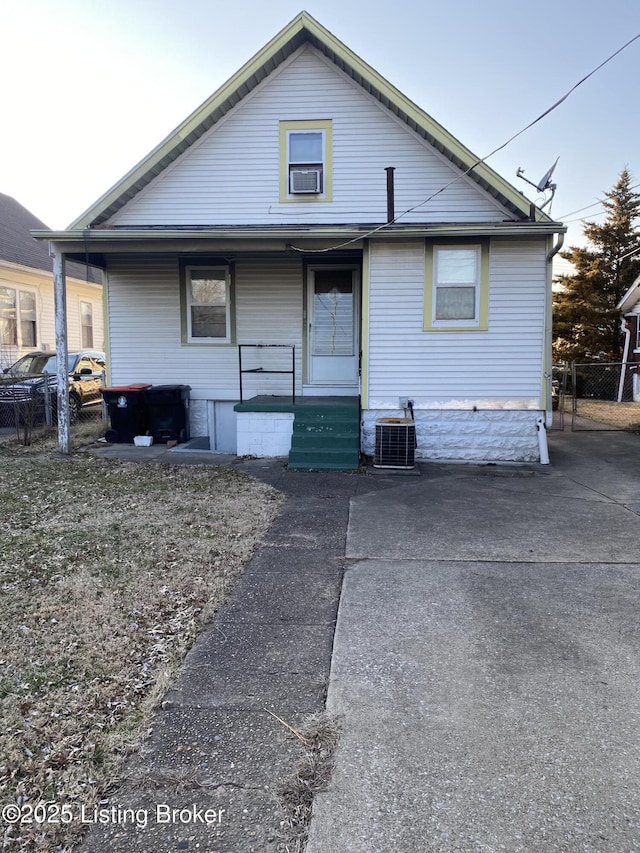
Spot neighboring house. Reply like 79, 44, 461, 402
33, 11, 565, 466
617, 275, 640, 401
0, 193, 103, 368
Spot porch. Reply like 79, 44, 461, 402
234, 395, 360, 470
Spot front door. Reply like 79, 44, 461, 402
308, 267, 359, 388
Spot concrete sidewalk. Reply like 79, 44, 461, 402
78, 447, 406, 852
306, 430, 640, 852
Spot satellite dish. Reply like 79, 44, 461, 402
536, 157, 559, 192
516, 158, 559, 211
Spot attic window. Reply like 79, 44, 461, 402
289, 131, 323, 193
280, 120, 332, 202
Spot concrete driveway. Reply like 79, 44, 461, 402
307, 430, 640, 852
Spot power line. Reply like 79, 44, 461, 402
289, 30, 640, 254
558, 182, 640, 220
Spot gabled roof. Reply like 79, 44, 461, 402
71, 11, 547, 230
618, 274, 640, 313
0, 193, 100, 282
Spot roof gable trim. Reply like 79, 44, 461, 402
70, 11, 543, 229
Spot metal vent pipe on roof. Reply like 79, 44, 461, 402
385, 167, 395, 224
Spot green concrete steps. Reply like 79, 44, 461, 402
288, 401, 360, 471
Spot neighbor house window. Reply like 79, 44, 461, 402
424, 242, 489, 331
181, 263, 233, 345
19, 291, 37, 347
80, 301, 94, 348
0, 286, 37, 347
279, 120, 332, 202
0, 287, 17, 346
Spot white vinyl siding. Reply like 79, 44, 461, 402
105, 255, 303, 397
367, 239, 547, 404
110, 46, 507, 227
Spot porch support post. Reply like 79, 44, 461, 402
52, 246, 70, 454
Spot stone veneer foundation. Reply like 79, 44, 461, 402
362, 409, 542, 463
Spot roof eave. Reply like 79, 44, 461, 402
617, 273, 640, 312
33, 221, 566, 248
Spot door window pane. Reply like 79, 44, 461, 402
312, 271, 354, 356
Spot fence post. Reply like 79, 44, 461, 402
100, 370, 108, 425
43, 373, 52, 427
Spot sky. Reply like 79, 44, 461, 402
2, 0, 639, 270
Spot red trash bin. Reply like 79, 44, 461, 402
100, 384, 151, 443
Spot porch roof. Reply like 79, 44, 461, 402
31, 221, 565, 266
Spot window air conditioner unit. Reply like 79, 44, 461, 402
290, 169, 321, 194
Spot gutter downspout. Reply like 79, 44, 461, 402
547, 232, 565, 262
617, 318, 631, 403
536, 416, 550, 464
542, 232, 565, 430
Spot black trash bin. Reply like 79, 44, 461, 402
144, 385, 191, 443
100, 384, 151, 443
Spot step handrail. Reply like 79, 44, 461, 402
238, 344, 295, 404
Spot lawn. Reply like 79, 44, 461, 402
0, 439, 283, 851
570, 398, 640, 430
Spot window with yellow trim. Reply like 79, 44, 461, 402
424, 242, 489, 331
279, 120, 332, 202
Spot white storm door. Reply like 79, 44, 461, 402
308, 268, 359, 385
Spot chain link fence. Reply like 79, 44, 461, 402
0, 372, 107, 446
569, 362, 640, 431
549, 363, 569, 431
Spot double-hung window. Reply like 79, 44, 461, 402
280, 120, 332, 202
0, 286, 37, 347
183, 264, 232, 344
424, 242, 489, 331
80, 301, 94, 348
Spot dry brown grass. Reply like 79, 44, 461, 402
276, 712, 341, 853
569, 398, 640, 430
0, 443, 283, 851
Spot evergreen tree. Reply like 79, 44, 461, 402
553, 168, 640, 363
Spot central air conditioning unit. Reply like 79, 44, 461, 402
374, 417, 416, 469
290, 169, 321, 194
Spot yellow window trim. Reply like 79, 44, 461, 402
423, 239, 489, 332
279, 119, 333, 203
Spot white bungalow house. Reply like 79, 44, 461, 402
33, 11, 564, 468
617, 275, 640, 402
1, 193, 103, 368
